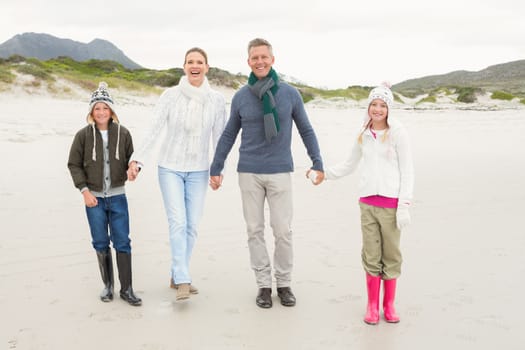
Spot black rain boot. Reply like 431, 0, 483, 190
96, 249, 114, 302
116, 252, 142, 306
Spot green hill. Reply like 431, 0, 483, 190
393, 60, 525, 99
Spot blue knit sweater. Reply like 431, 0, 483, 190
210, 82, 323, 175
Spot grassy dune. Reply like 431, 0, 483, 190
1, 55, 524, 106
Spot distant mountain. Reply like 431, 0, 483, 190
0, 32, 142, 69
393, 60, 525, 95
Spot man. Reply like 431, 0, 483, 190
209, 38, 324, 308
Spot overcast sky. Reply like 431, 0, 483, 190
2, 0, 524, 89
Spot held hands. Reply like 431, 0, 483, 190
127, 161, 140, 181
209, 175, 223, 190
396, 203, 411, 230
305, 169, 325, 185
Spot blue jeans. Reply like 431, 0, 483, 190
85, 194, 131, 253
158, 167, 208, 284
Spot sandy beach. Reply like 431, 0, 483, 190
1, 91, 524, 350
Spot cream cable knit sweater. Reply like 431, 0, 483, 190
325, 117, 414, 204
131, 76, 227, 171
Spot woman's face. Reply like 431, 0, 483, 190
184, 51, 209, 87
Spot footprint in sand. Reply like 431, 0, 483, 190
116, 309, 143, 320
155, 300, 173, 315
224, 307, 240, 314
139, 343, 166, 350
328, 294, 360, 304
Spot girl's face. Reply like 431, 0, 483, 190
92, 102, 112, 130
368, 99, 388, 128
184, 51, 209, 87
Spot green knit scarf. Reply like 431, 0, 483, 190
248, 68, 280, 142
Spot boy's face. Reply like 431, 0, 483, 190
92, 102, 112, 130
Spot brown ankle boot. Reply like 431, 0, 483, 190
170, 279, 199, 294
175, 283, 190, 301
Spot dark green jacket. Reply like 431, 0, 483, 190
67, 121, 133, 192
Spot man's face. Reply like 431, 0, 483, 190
247, 45, 275, 79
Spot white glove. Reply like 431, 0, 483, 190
396, 204, 411, 230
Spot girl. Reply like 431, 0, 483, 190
319, 83, 413, 324
68, 82, 142, 306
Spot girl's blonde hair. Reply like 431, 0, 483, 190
358, 118, 389, 144
359, 82, 393, 144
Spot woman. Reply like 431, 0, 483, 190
128, 48, 227, 301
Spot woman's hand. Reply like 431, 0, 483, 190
209, 175, 223, 190
127, 161, 140, 181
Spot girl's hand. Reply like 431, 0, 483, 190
306, 169, 325, 185
396, 203, 411, 230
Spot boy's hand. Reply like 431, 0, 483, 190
82, 190, 98, 207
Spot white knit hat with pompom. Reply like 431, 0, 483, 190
367, 81, 394, 110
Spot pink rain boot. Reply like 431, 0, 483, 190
383, 278, 400, 323
364, 273, 381, 325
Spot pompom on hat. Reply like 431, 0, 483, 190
367, 81, 394, 110
87, 82, 119, 124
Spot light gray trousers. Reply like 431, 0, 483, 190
238, 172, 293, 288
